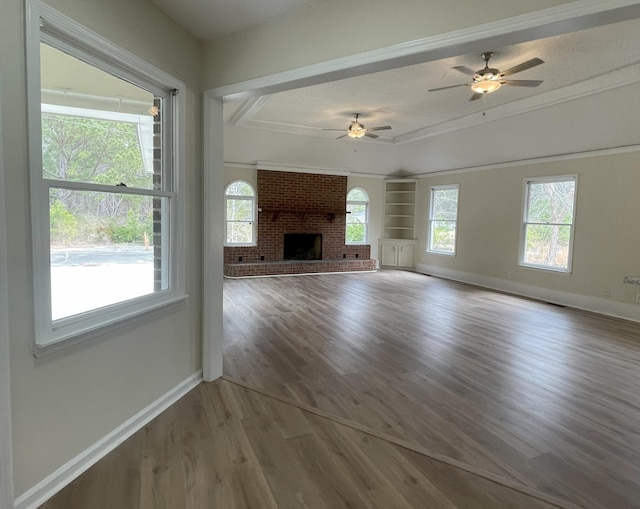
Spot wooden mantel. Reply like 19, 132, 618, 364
258, 207, 350, 223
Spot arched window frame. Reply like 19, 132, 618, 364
346, 187, 369, 244
224, 180, 257, 246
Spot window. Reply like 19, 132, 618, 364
346, 188, 369, 244
521, 176, 577, 272
28, 2, 185, 352
225, 181, 256, 245
427, 185, 459, 255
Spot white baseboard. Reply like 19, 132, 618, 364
14, 371, 203, 509
416, 263, 640, 324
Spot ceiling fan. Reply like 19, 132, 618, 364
428, 51, 544, 101
323, 113, 391, 139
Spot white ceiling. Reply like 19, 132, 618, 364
149, 0, 640, 175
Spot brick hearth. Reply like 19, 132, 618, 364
224, 258, 376, 277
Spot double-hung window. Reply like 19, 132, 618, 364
520, 176, 577, 272
427, 185, 459, 255
225, 181, 256, 245
28, 2, 185, 353
346, 187, 369, 244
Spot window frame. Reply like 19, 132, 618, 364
427, 184, 460, 256
224, 180, 257, 246
346, 187, 369, 245
519, 175, 578, 274
27, 0, 187, 355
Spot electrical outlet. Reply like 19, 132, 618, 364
635, 293, 640, 303
604, 289, 611, 298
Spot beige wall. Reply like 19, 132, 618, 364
224, 165, 258, 190
1, 0, 204, 495
416, 150, 640, 313
203, 0, 572, 89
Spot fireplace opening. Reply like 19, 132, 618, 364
283, 233, 322, 260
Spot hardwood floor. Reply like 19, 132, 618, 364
41, 270, 640, 508
223, 270, 640, 509
40, 379, 559, 508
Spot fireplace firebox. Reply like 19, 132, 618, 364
283, 233, 322, 260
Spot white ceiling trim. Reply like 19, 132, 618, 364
225, 96, 270, 126
227, 63, 640, 145
228, 95, 395, 143
416, 144, 640, 177
396, 63, 640, 144
257, 160, 353, 175
225, 160, 388, 178
208, 0, 640, 100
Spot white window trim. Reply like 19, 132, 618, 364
26, 0, 187, 355
346, 187, 369, 245
224, 180, 257, 246
427, 184, 460, 256
519, 174, 578, 274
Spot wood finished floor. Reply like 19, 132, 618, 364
222, 270, 640, 509
40, 379, 559, 508
41, 270, 640, 508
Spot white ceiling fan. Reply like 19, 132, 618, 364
323, 113, 392, 139
429, 51, 544, 100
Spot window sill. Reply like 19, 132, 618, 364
427, 250, 455, 257
519, 263, 571, 275
34, 293, 189, 358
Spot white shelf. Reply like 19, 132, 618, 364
383, 179, 416, 240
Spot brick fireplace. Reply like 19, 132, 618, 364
224, 170, 376, 277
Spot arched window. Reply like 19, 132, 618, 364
225, 180, 256, 245
346, 187, 369, 244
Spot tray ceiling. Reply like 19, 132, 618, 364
224, 17, 640, 145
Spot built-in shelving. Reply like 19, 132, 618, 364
383, 179, 416, 240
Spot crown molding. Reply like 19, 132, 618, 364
257, 161, 352, 175
227, 97, 395, 143
416, 144, 640, 177
396, 64, 640, 144
222, 161, 386, 178
224, 63, 640, 144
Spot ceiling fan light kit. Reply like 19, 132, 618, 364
323, 113, 392, 140
470, 76, 502, 94
428, 51, 544, 100
347, 121, 367, 138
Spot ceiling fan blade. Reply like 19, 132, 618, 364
501, 79, 543, 87
322, 128, 348, 131
336, 134, 348, 139
501, 57, 544, 76
368, 126, 391, 131
452, 65, 477, 76
364, 132, 379, 139
428, 83, 469, 92
469, 92, 484, 101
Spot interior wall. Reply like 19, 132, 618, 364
203, 0, 573, 89
415, 149, 640, 319
2, 0, 205, 496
